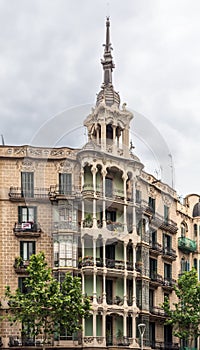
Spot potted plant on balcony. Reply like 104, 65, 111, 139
14, 256, 23, 268
84, 214, 93, 228
116, 329, 123, 345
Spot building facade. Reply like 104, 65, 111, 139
0, 17, 200, 350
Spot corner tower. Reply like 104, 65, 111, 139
84, 17, 135, 159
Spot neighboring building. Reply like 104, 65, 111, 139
0, 17, 199, 350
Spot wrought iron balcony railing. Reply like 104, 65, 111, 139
9, 187, 49, 200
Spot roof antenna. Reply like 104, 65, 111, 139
1, 134, 5, 146
106, 2, 110, 17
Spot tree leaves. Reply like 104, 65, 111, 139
5, 252, 90, 343
162, 268, 200, 344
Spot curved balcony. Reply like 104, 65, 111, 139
49, 185, 81, 200
178, 237, 197, 253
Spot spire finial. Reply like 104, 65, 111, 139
101, 17, 115, 86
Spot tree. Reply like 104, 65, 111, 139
162, 268, 200, 348
5, 252, 90, 347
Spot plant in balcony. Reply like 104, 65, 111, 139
116, 329, 123, 345
84, 214, 93, 228
14, 256, 23, 268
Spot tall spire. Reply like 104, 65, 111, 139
96, 17, 120, 107
101, 16, 115, 86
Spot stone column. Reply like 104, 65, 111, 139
93, 311, 97, 343
123, 312, 127, 338
92, 166, 97, 228
124, 242, 128, 306
101, 168, 107, 228
103, 273, 106, 304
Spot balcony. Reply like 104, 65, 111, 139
178, 237, 197, 253
151, 213, 178, 234
52, 221, 79, 233
149, 272, 163, 287
9, 187, 49, 201
152, 342, 179, 350
162, 278, 176, 290
149, 241, 162, 256
106, 259, 125, 270
106, 295, 123, 306
49, 185, 81, 200
14, 222, 41, 237
14, 258, 29, 274
162, 247, 177, 261
150, 305, 166, 318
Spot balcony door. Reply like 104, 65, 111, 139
59, 173, 72, 195
21, 172, 34, 198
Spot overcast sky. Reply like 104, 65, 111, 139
0, 0, 199, 198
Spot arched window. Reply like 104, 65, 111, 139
181, 222, 187, 237
194, 224, 198, 237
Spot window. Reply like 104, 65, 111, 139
194, 224, 198, 237
164, 205, 169, 224
163, 233, 171, 252
21, 172, 34, 198
59, 173, 72, 195
181, 222, 187, 237
54, 235, 78, 268
105, 177, 113, 197
150, 230, 157, 244
150, 258, 157, 278
148, 197, 155, 214
18, 206, 37, 223
135, 189, 141, 204
164, 263, 172, 281
149, 289, 154, 309
18, 277, 29, 294
20, 241, 35, 261
181, 257, 189, 273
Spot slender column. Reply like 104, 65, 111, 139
122, 173, 128, 201
93, 272, 97, 304
82, 237, 85, 261
102, 311, 106, 344
124, 274, 127, 306
124, 242, 127, 306
93, 311, 97, 341
93, 238, 96, 265
132, 178, 137, 235
132, 244, 137, 307
92, 166, 97, 227
123, 312, 127, 338
101, 123, 106, 150
103, 273, 106, 304
123, 173, 128, 231
103, 239, 106, 267
102, 168, 107, 228
82, 272, 85, 295
81, 200, 85, 229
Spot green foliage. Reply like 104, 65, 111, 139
5, 252, 90, 342
162, 268, 200, 343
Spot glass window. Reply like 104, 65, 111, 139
164, 205, 169, 224
148, 197, 155, 214
20, 241, 35, 261
53, 235, 78, 268
59, 173, 72, 195
18, 206, 37, 223
164, 263, 171, 280
105, 177, 113, 197
21, 172, 34, 198
135, 190, 141, 204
